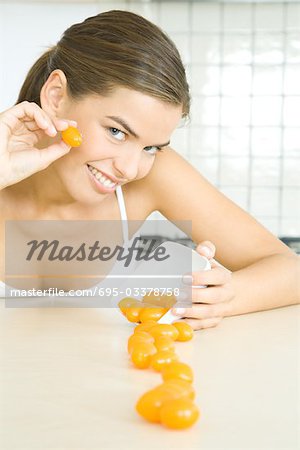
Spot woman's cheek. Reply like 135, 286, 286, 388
136, 158, 155, 180
79, 134, 106, 159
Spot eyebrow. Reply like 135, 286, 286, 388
105, 115, 171, 148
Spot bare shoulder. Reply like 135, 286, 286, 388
143, 146, 292, 270
141, 145, 207, 215
121, 147, 188, 220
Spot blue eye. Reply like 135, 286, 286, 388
144, 146, 162, 155
109, 127, 126, 141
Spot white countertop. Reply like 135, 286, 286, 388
0, 300, 299, 450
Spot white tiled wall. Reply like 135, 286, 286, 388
0, 1, 299, 237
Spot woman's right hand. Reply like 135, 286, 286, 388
0, 101, 77, 190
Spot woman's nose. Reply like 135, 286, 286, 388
113, 148, 141, 181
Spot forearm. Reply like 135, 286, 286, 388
227, 253, 300, 316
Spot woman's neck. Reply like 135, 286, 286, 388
1, 167, 106, 220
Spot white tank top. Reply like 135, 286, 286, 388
0, 185, 137, 301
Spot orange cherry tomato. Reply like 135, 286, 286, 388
150, 350, 179, 372
134, 320, 157, 334
161, 361, 194, 384
127, 331, 154, 355
131, 342, 157, 369
142, 293, 177, 308
139, 307, 167, 323
160, 398, 200, 429
118, 297, 137, 315
125, 306, 142, 323
136, 379, 195, 423
136, 388, 171, 423
156, 379, 195, 401
142, 292, 163, 307
173, 321, 194, 341
159, 294, 177, 308
154, 336, 175, 353
61, 126, 82, 147
148, 324, 179, 341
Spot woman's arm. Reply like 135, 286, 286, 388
146, 147, 300, 320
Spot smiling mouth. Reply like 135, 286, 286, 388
87, 164, 118, 188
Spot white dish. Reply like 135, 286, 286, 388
156, 242, 211, 324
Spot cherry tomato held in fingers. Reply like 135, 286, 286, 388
150, 350, 179, 372
173, 322, 194, 342
131, 342, 157, 369
61, 126, 82, 147
161, 362, 194, 384
127, 331, 155, 355
160, 398, 200, 429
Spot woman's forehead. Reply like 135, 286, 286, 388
80, 88, 183, 130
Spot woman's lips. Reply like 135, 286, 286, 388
86, 164, 118, 194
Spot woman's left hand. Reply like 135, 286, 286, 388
172, 241, 235, 330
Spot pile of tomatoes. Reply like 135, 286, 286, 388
118, 293, 200, 430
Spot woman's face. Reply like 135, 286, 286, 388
53, 87, 183, 204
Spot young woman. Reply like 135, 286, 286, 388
0, 10, 299, 329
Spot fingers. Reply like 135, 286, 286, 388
171, 299, 232, 330
196, 240, 216, 260
36, 141, 72, 168
9, 140, 72, 181
24, 117, 76, 132
4, 101, 57, 136
190, 265, 232, 287
178, 283, 234, 305
174, 301, 230, 320
178, 317, 223, 331
199, 285, 234, 305
0, 101, 79, 185
171, 240, 231, 331
181, 264, 231, 288
1, 101, 77, 138
52, 117, 77, 132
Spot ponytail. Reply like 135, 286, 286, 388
16, 47, 55, 106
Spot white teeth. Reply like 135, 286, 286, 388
88, 165, 116, 188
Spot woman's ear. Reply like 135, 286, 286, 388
40, 69, 68, 116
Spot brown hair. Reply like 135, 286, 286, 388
17, 10, 190, 117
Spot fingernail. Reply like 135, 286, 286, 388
59, 120, 69, 127
47, 125, 57, 136
182, 273, 193, 285
198, 245, 212, 258
172, 308, 186, 316
40, 118, 49, 128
